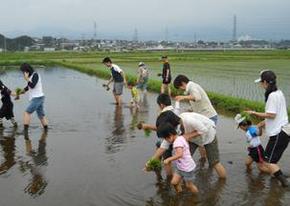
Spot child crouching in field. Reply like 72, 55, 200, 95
158, 123, 198, 194
127, 81, 140, 110
0, 81, 17, 128
235, 114, 270, 173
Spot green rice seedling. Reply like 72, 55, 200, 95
137, 121, 151, 137
144, 129, 151, 137
14, 87, 22, 100
146, 158, 162, 171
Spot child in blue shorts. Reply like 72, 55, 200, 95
235, 114, 270, 173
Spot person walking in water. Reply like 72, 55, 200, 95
160, 56, 171, 96
246, 70, 290, 187
19, 63, 48, 132
103, 57, 127, 106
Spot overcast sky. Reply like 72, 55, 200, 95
0, 0, 289, 41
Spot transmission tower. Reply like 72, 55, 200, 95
133, 28, 138, 42
233, 15, 237, 41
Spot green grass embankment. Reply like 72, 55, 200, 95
57, 61, 290, 116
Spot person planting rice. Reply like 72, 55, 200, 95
158, 123, 199, 194
234, 113, 271, 173
102, 57, 127, 106
127, 81, 140, 110
245, 70, 290, 187
139, 94, 181, 178
19, 63, 48, 132
145, 111, 227, 179
174, 74, 219, 164
160, 56, 172, 96
0, 81, 17, 128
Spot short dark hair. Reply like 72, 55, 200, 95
20, 63, 34, 75
127, 80, 135, 87
239, 120, 252, 127
173, 75, 190, 89
157, 123, 177, 139
157, 94, 171, 106
102, 57, 112, 64
161, 56, 168, 59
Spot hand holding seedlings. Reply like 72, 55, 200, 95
102, 84, 110, 91
14, 88, 23, 100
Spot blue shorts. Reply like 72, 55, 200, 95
136, 77, 148, 90
26, 96, 46, 119
175, 167, 195, 181
210, 115, 218, 125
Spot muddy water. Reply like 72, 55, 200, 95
0, 67, 289, 206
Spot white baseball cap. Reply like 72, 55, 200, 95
254, 70, 269, 83
138, 62, 145, 67
234, 114, 246, 127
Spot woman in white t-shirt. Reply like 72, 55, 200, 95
246, 70, 289, 187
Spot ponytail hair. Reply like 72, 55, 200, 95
265, 79, 277, 102
260, 71, 277, 102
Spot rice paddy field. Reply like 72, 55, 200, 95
1, 50, 289, 109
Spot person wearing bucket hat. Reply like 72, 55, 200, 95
136, 62, 149, 93
234, 113, 270, 173
245, 70, 290, 187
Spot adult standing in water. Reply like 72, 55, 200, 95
20, 63, 48, 132
103, 57, 127, 106
173, 74, 219, 163
246, 70, 290, 187
160, 56, 171, 96
136, 62, 149, 93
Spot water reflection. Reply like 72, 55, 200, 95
0, 128, 17, 174
129, 93, 149, 133
19, 131, 48, 197
145, 168, 226, 206
264, 179, 286, 206
105, 106, 126, 154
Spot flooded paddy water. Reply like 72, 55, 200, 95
0, 67, 290, 206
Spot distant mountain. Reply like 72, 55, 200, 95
0, 34, 35, 51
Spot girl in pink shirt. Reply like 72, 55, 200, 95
158, 123, 198, 194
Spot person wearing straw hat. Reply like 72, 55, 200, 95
245, 70, 290, 187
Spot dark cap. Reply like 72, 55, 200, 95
254, 70, 276, 84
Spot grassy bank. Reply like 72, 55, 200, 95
57, 61, 284, 116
